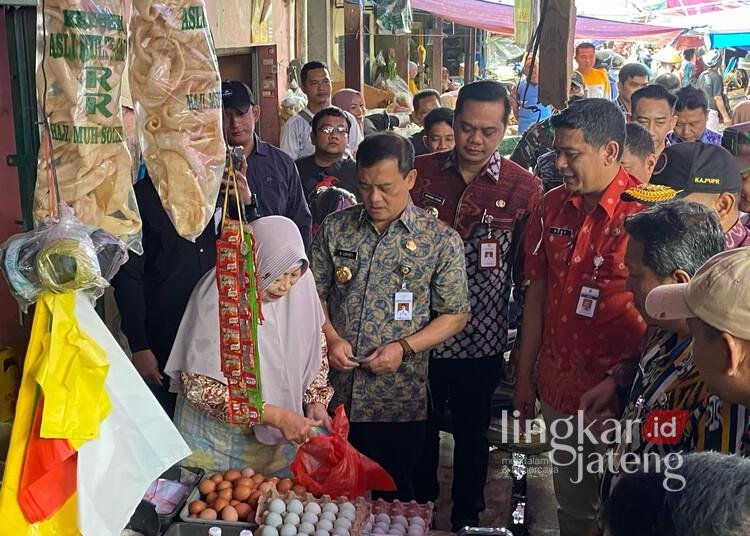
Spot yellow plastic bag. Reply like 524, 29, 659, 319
29, 293, 110, 444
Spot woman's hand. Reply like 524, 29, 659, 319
264, 404, 322, 444
305, 402, 333, 431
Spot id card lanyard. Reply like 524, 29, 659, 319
394, 264, 414, 321
575, 254, 604, 319
479, 209, 501, 270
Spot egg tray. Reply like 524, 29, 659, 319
179, 483, 257, 529
156, 465, 206, 527
163, 522, 248, 536
367, 499, 434, 529
256, 490, 372, 535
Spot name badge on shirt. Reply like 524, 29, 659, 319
422, 192, 446, 205
394, 291, 414, 321
576, 283, 600, 318
334, 249, 358, 260
549, 226, 573, 237
478, 239, 500, 270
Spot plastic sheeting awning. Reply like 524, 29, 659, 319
411, 0, 684, 42
711, 33, 750, 48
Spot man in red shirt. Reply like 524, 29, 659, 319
514, 98, 647, 536
411, 80, 541, 530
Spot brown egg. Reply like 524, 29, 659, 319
235, 502, 252, 520
248, 490, 262, 507
233, 485, 252, 501
251, 473, 265, 485
224, 469, 242, 482
277, 478, 294, 494
218, 488, 234, 501
205, 492, 218, 504
188, 500, 207, 515
221, 505, 239, 522
199, 508, 218, 520
241, 467, 256, 478
292, 484, 307, 496
230, 499, 240, 506
198, 480, 216, 495
213, 498, 229, 513
217, 480, 233, 491
258, 481, 273, 494
210, 473, 224, 484
236, 477, 254, 489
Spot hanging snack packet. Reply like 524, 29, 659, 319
34, 0, 142, 252
130, 0, 226, 241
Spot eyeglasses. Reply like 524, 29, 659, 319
318, 125, 349, 135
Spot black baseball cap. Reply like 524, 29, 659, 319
621, 141, 742, 204
221, 80, 255, 114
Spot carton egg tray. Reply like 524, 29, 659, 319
256, 490, 371, 536
367, 498, 434, 529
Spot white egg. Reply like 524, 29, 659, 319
262, 526, 280, 536
407, 528, 424, 536
284, 512, 301, 526
389, 525, 405, 535
287, 499, 305, 515
269, 499, 287, 514
305, 502, 322, 515
333, 518, 352, 530
372, 528, 386, 535
392, 516, 408, 527
320, 511, 337, 522
339, 502, 355, 513
318, 519, 334, 532
409, 518, 425, 528
332, 528, 350, 536
339, 509, 356, 522
266, 512, 284, 528
322, 502, 339, 514
315, 530, 330, 536
389, 529, 403, 536
299, 522, 316, 535
302, 513, 319, 525
375, 522, 390, 531
375, 514, 390, 524
280, 526, 297, 536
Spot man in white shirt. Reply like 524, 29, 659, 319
280, 61, 363, 160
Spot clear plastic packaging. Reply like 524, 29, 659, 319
34, 0, 143, 253
130, 0, 226, 242
0, 206, 128, 311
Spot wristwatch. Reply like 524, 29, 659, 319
397, 338, 416, 360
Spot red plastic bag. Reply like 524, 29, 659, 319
291, 405, 396, 497
17, 395, 77, 522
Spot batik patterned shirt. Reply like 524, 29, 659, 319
666, 128, 722, 146
601, 329, 749, 501
310, 202, 469, 422
412, 150, 541, 359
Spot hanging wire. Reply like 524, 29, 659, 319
39, 0, 63, 222
518, 0, 550, 126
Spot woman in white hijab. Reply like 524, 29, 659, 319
165, 216, 332, 474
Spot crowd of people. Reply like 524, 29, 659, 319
108, 43, 750, 536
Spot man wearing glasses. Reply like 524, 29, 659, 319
281, 61, 363, 160
295, 107, 360, 200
